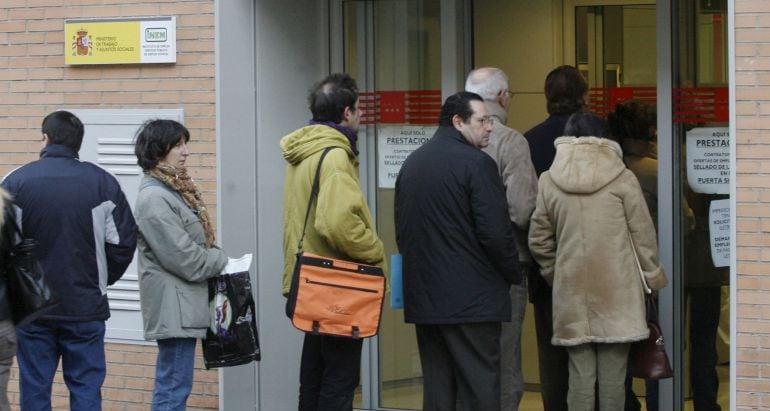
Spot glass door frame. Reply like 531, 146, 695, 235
329, 1, 738, 410
330, 1, 471, 409
567, 1, 681, 408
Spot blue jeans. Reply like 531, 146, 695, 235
152, 338, 196, 411
16, 319, 106, 411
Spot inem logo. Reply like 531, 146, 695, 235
145, 28, 167, 42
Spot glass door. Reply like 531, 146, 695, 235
576, 1, 731, 409
337, 0, 731, 410
341, 1, 463, 409
673, 1, 730, 410
576, 4, 662, 409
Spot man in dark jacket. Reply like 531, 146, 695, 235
2, 111, 137, 411
523, 65, 587, 411
395, 91, 521, 410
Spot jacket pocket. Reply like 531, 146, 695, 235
176, 287, 209, 329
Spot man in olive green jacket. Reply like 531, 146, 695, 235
280, 73, 386, 411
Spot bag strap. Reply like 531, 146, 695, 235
628, 232, 652, 295
297, 147, 336, 253
645, 293, 659, 322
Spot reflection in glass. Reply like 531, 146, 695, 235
344, 1, 442, 409
676, 0, 730, 410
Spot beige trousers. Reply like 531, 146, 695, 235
566, 342, 631, 411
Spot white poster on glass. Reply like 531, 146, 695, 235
686, 127, 730, 194
377, 125, 436, 189
709, 199, 730, 268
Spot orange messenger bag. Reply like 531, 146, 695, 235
284, 148, 386, 339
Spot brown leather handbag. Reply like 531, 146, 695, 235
628, 233, 673, 380
284, 147, 386, 339
629, 295, 674, 379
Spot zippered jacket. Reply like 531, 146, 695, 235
1, 144, 137, 322
280, 125, 386, 295
135, 176, 227, 340
395, 126, 522, 324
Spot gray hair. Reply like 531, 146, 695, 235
465, 67, 509, 101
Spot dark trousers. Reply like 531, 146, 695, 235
415, 322, 501, 411
689, 286, 722, 411
533, 292, 569, 411
298, 333, 363, 411
624, 371, 659, 411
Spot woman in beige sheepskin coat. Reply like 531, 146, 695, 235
528, 112, 667, 411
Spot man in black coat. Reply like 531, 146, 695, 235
395, 91, 521, 411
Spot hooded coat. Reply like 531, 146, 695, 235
280, 125, 386, 295
528, 136, 667, 346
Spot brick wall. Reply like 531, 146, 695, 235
0, 0, 217, 209
1, 1, 218, 410
6, 343, 218, 410
735, 1, 770, 410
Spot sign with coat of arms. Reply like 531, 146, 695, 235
65, 17, 176, 65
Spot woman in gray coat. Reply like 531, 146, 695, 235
134, 120, 228, 411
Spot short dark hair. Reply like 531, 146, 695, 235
134, 119, 190, 171
564, 112, 614, 141
41, 111, 84, 151
438, 91, 483, 127
608, 100, 657, 142
545, 65, 588, 115
308, 73, 359, 124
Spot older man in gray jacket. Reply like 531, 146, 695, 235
466, 67, 538, 411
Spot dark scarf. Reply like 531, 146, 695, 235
149, 164, 216, 248
309, 120, 359, 156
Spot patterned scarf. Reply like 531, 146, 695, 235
149, 164, 216, 247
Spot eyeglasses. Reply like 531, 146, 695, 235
503, 90, 514, 98
473, 116, 495, 126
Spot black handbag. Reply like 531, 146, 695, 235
6, 217, 59, 325
202, 270, 261, 368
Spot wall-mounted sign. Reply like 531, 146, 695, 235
686, 127, 729, 194
377, 125, 437, 189
65, 17, 176, 65
709, 199, 730, 268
